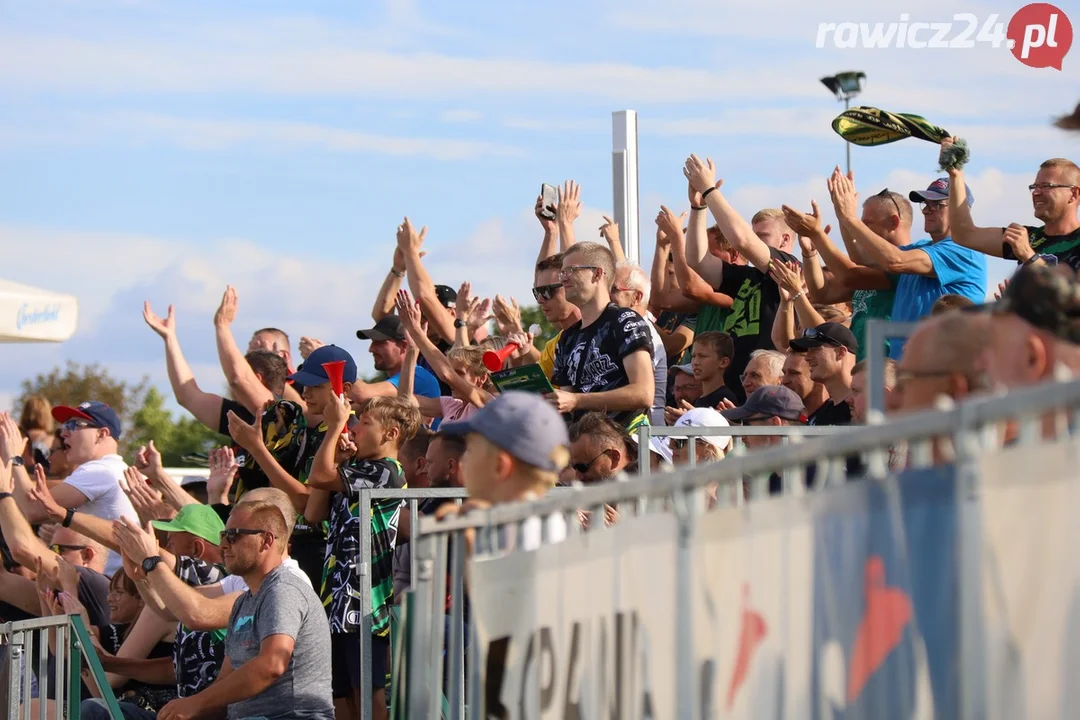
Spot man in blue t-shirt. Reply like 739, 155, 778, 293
827, 169, 986, 359
352, 315, 442, 400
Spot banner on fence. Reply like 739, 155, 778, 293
468, 467, 968, 719
978, 437, 1080, 720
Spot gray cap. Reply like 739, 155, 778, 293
670, 363, 694, 376
439, 391, 570, 472
722, 385, 807, 423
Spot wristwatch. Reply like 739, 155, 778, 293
142, 556, 164, 574
454, 319, 467, 329
11, 456, 24, 467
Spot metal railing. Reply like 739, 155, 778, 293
398, 376, 1080, 720
0, 614, 122, 720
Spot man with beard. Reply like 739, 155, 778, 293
352, 315, 441, 402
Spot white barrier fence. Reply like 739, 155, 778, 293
399, 378, 1080, 719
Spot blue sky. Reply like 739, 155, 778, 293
1, 0, 1076, 414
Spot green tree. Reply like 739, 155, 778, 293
126, 387, 227, 466
18, 361, 148, 422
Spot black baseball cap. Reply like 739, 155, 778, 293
789, 322, 859, 353
435, 285, 457, 309
356, 315, 407, 342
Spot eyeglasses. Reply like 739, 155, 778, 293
219, 528, 266, 545
61, 420, 97, 433
740, 371, 765, 383
1028, 183, 1077, 193
531, 283, 562, 303
921, 200, 947, 212
572, 450, 610, 475
876, 188, 903, 218
558, 265, 600, 280
670, 438, 710, 451
50, 544, 87, 554
611, 286, 636, 295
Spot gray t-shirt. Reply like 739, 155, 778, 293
224, 563, 334, 720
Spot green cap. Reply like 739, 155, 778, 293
151, 504, 226, 546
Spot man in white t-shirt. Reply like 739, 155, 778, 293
41, 402, 138, 575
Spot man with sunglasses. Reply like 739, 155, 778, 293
826, 167, 986, 360
789, 323, 857, 426
5, 402, 138, 576
529, 253, 583, 379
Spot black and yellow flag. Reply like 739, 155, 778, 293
832, 106, 968, 170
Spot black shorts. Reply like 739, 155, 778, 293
331, 633, 390, 698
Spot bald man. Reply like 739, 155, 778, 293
894, 310, 990, 414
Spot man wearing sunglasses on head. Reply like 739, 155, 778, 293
789, 323, 857, 427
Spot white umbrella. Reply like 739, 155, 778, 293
0, 280, 78, 343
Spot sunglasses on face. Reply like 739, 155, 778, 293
50, 544, 87, 554
219, 528, 265, 545
572, 450, 610, 475
532, 283, 563, 303
61, 420, 97, 433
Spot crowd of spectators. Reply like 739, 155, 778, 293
1, 138, 1078, 719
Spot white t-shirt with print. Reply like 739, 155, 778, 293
648, 321, 669, 426
62, 454, 138, 576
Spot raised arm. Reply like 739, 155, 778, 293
940, 138, 1006, 258
135, 442, 201, 511
534, 193, 560, 264
0, 459, 63, 580
397, 218, 457, 344
829, 169, 934, 277
143, 302, 224, 430
782, 203, 889, 296
657, 206, 734, 308
304, 394, 351, 494
599, 216, 626, 264
373, 245, 413, 322
556, 181, 582, 251
685, 156, 773, 272
213, 286, 278, 414
396, 335, 444, 418
144, 562, 241, 632
226, 411, 310, 513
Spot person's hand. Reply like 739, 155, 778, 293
715, 397, 737, 412
54, 555, 80, 595
505, 331, 536, 360
1003, 223, 1035, 264
467, 297, 494, 336
781, 200, 825, 239
599, 215, 620, 248
0, 412, 26, 469
125, 470, 175, 524
455, 281, 475, 322
334, 432, 358, 465
769, 260, 805, 297
120, 552, 145, 583
827, 166, 859, 220
113, 517, 161, 565
394, 289, 423, 337
26, 464, 64, 522
940, 136, 961, 178
688, 176, 704, 208
134, 440, 165, 483
36, 556, 62, 593
655, 206, 688, 247
158, 695, 204, 720
214, 286, 238, 328
545, 390, 579, 414
227, 410, 264, 452
298, 337, 324, 360
207, 447, 238, 503
994, 277, 1011, 301
683, 155, 721, 195
492, 295, 523, 335
323, 391, 351, 431
534, 193, 557, 234
664, 399, 695, 425
395, 217, 427, 253
142, 302, 177, 341
555, 181, 581, 227
655, 221, 672, 249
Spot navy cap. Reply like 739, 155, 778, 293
435, 285, 458, 309
721, 385, 807, 423
789, 322, 859, 353
439, 391, 570, 472
287, 345, 358, 387
52, 401, 122, 440
909, 177, 974, 207
356, 315, 407, 342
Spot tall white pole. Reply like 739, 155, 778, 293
612, 110, 640, 266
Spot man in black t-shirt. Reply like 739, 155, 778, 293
550, 241, 654, 428
789, 322, 855, 426
683, 156, 801, 402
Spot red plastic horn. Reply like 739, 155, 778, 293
322, 360, 346, 396
482, 344, 518, 372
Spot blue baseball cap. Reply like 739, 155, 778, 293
439, 391, 570, 472
909, 177, 974, 207
287, 345, 358, 387
52, 401, 122, 440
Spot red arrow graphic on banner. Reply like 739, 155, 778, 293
727, 584, 768, 710
847, 555, 913, 703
